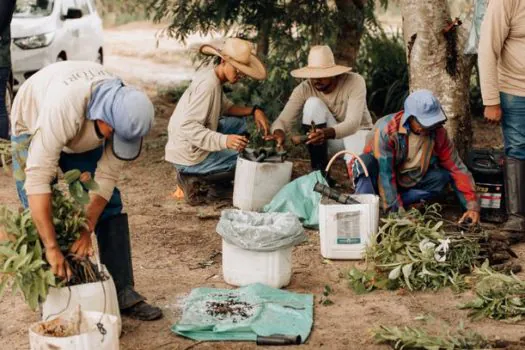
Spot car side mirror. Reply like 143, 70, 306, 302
64, 8, 83, 19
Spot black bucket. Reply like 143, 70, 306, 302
466, 149, 507, 223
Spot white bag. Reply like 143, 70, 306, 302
42, 265, 122, 336
29, 310, 119, 350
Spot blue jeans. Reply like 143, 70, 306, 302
501, 92, 525, 160
12, 134, 123, 221
0, 67, 9, 140
175, 117, 247, 175
354, 153, 451, 208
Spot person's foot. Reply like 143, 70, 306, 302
177, 171, 206, 206
121, 301, 163, 321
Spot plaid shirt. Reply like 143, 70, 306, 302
360, 111, 479, 212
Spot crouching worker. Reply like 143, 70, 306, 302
165, 38, 271, 205
9, 61, 162, 320
267, 45, 373, 181
349, 90, 480, 224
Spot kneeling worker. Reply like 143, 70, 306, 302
350, 89, 480, 224
10, 61, 162, 320
165, 38, 271, 205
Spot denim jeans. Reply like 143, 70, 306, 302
175, 117, 247, 175
0, 67, 9, 140
354, 153, 451, 209
501, 92, 525, 160
12, 134, 123, 221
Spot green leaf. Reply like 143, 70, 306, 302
63, 169, 81, 184
69, 182, 89, 205
0, 246, 17, 258
388, 265, 402, 280
83, 179, 99, 191
402, 263, 414, 291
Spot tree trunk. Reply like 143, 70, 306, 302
334, 0, 367, 68
256, 18, 272, 58
401, 0, 474, 159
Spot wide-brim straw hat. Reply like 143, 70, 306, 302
200, 38, 267, 80
291, 45, 351, 79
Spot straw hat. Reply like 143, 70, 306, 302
291, 45, 351, 79
200, 38, 267, 80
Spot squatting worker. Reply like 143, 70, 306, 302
478, 0, 525, 243
9, 61, 162, 321
266, 45, 373, 183
165, 38, 271, 205
349, 90, 480, 224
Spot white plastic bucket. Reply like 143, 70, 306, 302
29, 311, 119, 350
233, 157, 293, 211
222, 239, 292, 289
319, 194, 379, 260
42, 265, 121, 336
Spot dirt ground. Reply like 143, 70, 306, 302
2, 22, 525, 350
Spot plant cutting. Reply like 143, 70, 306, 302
459, 260, 525, 322
0, 169, 104, 310
371, 324, 491, 350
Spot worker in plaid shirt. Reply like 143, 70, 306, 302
349, 90, 480, 224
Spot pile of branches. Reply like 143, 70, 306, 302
459, 260, 525, 322
372, 324, 503, 350
0, 170, 104, 310
348, 205, 518, 293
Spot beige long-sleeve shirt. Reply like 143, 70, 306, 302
478, 0, 525, 105
165, 69, 234, 166
10, 61, 124, 201
271, 73, 373, 138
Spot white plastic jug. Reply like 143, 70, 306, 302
319, 194, 379, 260
29, 311, 119, 350
233, 157, 293, 211
42, 265, 122, 336
222, 240, 292, 289
318, 150, 380, 260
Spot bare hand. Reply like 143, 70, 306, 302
46, 246, 72, 280
484, 105, 502, 125
459, 210, 480, 226
264, 130, 286, 148
306, 127, 335, 145
70, 231, 93, 258
226, 135, 249, 152
254, 109, 270, 136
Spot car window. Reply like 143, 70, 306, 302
75, 0, 91, 15
14, 0, 55, 18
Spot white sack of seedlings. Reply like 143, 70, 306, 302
29, 308, 119, 350
42, 265, 121, 336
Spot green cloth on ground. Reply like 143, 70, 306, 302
171, 283, 314, 343
263, 170, 328, 229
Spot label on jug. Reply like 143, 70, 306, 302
336, 212, 361, 244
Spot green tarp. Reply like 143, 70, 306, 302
171, 283, 314, 343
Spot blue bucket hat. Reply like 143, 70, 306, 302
87, 79, 155, 161
401, 89, 447, 128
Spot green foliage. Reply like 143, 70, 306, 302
459, 261, 525, 322
372, 324, 489, 350
0, 175, 95, 310
348, 205, 483, 294
356, 27, 409, 119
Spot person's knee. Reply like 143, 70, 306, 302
303, 97, 330, 125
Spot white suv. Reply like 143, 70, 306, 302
10, 0, 104, 90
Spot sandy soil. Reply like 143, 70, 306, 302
1, 22, 524, 350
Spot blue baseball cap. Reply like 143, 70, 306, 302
87, 79, 155, 161
111, 88, 154, 161
401, 89, 447, 128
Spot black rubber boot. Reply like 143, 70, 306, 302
96, 214, 163, 321
502, 157, 525, 244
